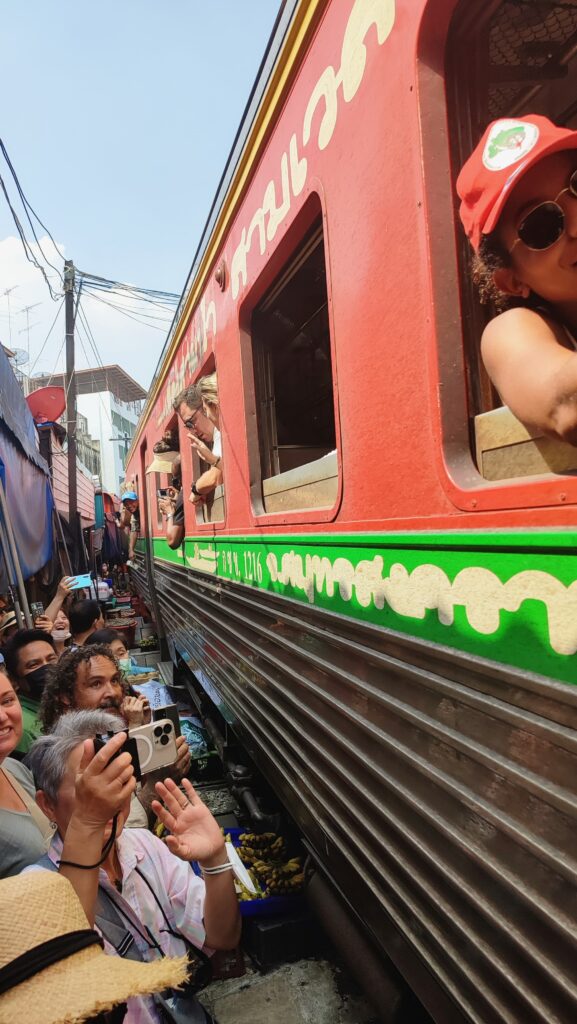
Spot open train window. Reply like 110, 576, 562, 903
251, 219, 338, 513
446, 0, 577, 481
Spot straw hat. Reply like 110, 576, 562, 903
0, 611, 17, 635
0, 872, 188, 1024
145, 451, 180, 475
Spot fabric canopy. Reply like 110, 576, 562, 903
0, 347, 53, 588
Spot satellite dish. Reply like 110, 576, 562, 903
26, 386, 66, 423
10, 348, 29, 366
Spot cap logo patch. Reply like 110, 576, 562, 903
482, 119, 539, 171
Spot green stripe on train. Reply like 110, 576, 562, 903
137, 531, 577, 684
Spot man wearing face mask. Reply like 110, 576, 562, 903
3, 630, 59, 757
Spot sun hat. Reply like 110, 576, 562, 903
0, 611, 17, 635
121, 491, 138, 503
145, 451, 180, 475
0, 871, 188, 1024
457, 114, 577, 251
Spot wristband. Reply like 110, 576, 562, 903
191, 482, 199, 496
213, 456, 221, 469
200, 860, 235, 876
165, 514, 174, 521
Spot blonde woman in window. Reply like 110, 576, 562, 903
187, 373, 223, 507
458, 114, 577, 446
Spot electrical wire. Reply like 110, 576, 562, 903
0, 140, 64, 282
28, 298, 64, 375
81, 289, 173, 323
0, 172, 61, 301
81, 282, 178, 312
83, 290, 171, 331
77, 269, 179, 302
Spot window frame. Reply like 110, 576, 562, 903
239, 190, 343, 527
417, 0, 577, 513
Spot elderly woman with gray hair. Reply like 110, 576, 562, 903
27, 710, 241, 1024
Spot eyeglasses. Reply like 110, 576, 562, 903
183, 408, 202, 430
510, 168, 577, 253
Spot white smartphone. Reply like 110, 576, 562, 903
128, 718, 178, 775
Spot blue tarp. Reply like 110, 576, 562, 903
0, 346, 53, 588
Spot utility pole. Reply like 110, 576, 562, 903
64, 260, 77, 529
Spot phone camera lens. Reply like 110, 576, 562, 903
153, 726, 163, 738
163, 724, 172, 735
160, 734, 169, 746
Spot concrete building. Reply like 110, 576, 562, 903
30, 365, 146, 496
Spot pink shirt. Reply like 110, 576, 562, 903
37, 829, 207, 1024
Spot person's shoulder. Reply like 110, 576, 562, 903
482, 307, 566, 351
3, 758, 35, 794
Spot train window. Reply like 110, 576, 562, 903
446, 0, 577, 481
251, 219, 338, 513
184, 360, 224, 526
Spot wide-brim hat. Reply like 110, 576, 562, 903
0, 611, 17, 635
145, 451, 180, 475
0, 872, 188, 1024
457, 114, 577, 251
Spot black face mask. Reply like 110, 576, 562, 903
23, 664, 50, 699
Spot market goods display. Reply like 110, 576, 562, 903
231, 831, 304, 901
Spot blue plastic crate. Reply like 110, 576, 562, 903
193, 827, 304, 918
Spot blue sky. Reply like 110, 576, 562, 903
0, 1, 279, 384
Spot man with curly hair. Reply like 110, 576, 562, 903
39, 644, 126, 733
39, 646, 192, 827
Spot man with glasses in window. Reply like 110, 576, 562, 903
173, 385, 221, 508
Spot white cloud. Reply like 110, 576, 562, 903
0, 235, 170, 387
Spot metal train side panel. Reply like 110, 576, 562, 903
136, 545, 577, 1024
125, 0, 577, 1019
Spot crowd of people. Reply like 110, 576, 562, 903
0, 370, 228, 1023
0, 570, 239, 1024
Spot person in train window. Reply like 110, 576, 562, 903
172, 383, 222, 507
120, 491, 140, 564
457, 114, 577, 445
152, 452, 185, 549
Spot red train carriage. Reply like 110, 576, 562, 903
126, 1, 577, 1020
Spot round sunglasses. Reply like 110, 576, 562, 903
509, 168, 577, 253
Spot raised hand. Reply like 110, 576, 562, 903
174, 735, 191, 779
73, 732, 136, 829
121, 694, 151, 727
34, 614, 54, 634
58, 576, 77, 597
158, 496, 176, 518
187, 432, 215, 465
151, 777, 226, 866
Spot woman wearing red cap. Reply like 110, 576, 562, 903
457, 115, 577, 445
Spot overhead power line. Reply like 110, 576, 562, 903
0, 139, 63, 301
28, 298, 64, 375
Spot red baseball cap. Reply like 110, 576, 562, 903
457, 114, 577, 251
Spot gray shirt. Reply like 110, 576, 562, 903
0, 758, 50, 878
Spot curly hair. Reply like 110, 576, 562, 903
39, 644, 127, 733
471, 233, 511, 310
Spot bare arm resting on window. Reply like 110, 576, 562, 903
481, 307, 577, 446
